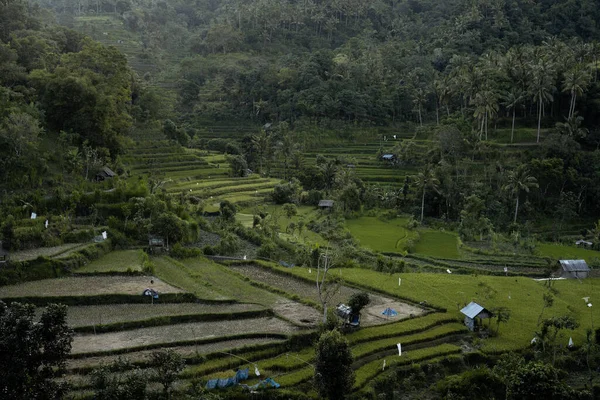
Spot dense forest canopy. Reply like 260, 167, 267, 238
0, 0, 162, 190
28, 0, 600, 126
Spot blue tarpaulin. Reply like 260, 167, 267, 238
206, 368, 250, 390
381, 307, 398, 317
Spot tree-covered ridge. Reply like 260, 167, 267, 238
0, 0, 156, 189
29, 0, 600, 125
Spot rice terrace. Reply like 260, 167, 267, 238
3, 0, 600, 399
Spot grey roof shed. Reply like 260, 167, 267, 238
460, 301, 492, 331
559, 259, 590, 279
318, 200, 334, 208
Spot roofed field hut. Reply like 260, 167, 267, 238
96, 166, 116, 181
559, 259, 590, 279
318, 200, 334, 210
0, 243, 8, 265
460, 302, 493, 332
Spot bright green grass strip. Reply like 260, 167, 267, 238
256, 347, 316, 371
76, 250, 143, 273
412, 230, 461, 259
346, 313, 458, 344
152, 256, 230, 301
536, 242, 600, 260
276, 366, 313, 387
351, 323, 466, 359
339, 269, 597, 352
353, 344, 461, 389
346, 217, 417, 252
180, 257, 279, 306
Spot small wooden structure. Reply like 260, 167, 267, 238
381, 154, 396, 162
148, 236, 166, 254
559, 259, 590, 279
318, 199, 334, 210
460, 301, 492, 332
336, 303, 360, 328
0, 242, 9, 265
96, 166, 116, 181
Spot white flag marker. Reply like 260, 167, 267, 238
397, 343, 402, 356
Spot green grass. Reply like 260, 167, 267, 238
412, 230, 461, 259
536, 242, 600, 260
353, 343, 462, 389
179, 257, 279, 306
351, 323, 466, 359
338, 268, 597, 352
152, 256, 230, 301
346, 217, 417, 252
346, 313, 459, 344
76, 250, 143, 273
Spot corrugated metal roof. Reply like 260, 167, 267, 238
460, 302, 485, 319
318, 200, 334, 207
560, 260, 590, 272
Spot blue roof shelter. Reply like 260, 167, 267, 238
460, 301, 492, 331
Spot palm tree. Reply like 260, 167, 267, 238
433, 74, 451, 124
562, 65, 591, 119
472, 88, 499, 140
251, 129, 271, 175
415, 165, 440, 223
503, 165, 538, 224
502, 88, 524, 143
412, 87, 427, 126
276, 133, 298, 180
529, 63, 556, 143
555, 113, 588, 139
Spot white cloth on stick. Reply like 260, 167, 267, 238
397, 343, 402, 356
31, 212, 37, 219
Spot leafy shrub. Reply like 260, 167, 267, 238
170, 243, 202, 259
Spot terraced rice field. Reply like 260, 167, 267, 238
0, 276, 181, 298
66, 337, 286, 372
227, 263, 424, 326
346, 216, 417, 252
154, 257, 321, 327
76, 250, 144, 273
10, 243, 91, 262
71, 317, 298, 354
123, 142, 278, 210
55, 303, 264, 328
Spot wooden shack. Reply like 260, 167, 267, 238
0, 242, 8, 265
559, 259, 590, 279
460, 301, 492, 332
96, 166, 116, 181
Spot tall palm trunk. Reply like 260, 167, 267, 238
511, 108, 516, 143
420, 188, 426, 223
537, 98, 542, 143
514, 195, 519, 223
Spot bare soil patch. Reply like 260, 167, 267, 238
0, 276, 182, 298
71, 317, 298, 354
273, 299, 321, 327
229, 264, 424, 326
